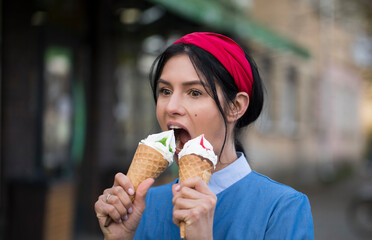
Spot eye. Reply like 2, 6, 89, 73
159, 88, 172, 96
189, 89, 202, 97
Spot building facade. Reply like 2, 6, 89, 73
243, 0, 364, 184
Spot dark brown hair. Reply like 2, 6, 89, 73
150, 43, 264, 156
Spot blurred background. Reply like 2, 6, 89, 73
1, 0, 372, 239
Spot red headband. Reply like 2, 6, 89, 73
174, 32, 253, 96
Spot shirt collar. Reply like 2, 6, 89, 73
208, 152, 252, 195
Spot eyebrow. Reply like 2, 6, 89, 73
158, 79, 203, 87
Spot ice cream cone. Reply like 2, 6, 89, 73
127, 144, 169, 201
178, 154, 213, 183
178, 154, 213, 239
104, 129, 175, 227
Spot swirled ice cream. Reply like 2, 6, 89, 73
178, 134, 217, 169
140, 130, 176, 166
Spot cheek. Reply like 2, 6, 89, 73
194, 108, 223, 134
202, 111, 226, 146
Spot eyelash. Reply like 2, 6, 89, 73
158, 88, 172, 96
188, 89, 202, 97
158, 88, 203, 98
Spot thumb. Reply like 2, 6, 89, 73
134, 178, 154, 211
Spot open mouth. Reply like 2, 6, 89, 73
168, 124, 191, 154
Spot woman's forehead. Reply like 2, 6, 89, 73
160, 55, 201, 80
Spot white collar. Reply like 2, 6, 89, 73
208, 152, 252, 195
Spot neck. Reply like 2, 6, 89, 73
213, 140, 238, 172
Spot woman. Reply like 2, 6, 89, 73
95, 32, 314, 239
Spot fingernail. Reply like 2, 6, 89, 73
124, 215, 129, 221
128, 207, 133, 214
128, 188, 135, 195
175, 184, 180, 191
118, 218, 122, 223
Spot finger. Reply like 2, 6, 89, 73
106, 193, 129, 220
171, 183, 181, 196
111, 186, 133, 214
174, 202, 215, 226
172, 209, 189, 227
95, 195, 107, 218
96, 195, 122, 223
133, 178, 154, 211
173, 196, 202, 211
181, 177, 212, 194
177, 186, 207, 200
113, 172, 135, 197
172, 187, 199, 209
172, 179, 210, 207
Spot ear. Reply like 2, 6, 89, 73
226, 92, 250, 123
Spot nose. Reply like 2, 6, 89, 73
165, 93, 185, 116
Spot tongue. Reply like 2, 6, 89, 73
179, 130, 191, 147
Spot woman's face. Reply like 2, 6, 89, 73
156, 54, 226, 161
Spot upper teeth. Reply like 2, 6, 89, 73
169, 125, 182, 129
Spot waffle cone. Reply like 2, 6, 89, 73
178, 154, 213, 239
104, 144, 169, 227
179, 154, 213, 184
126, 144, 169, 201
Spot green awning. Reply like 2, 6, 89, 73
148, 0, 310, 59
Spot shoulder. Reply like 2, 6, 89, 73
246, 172, 314, 238
213, 172, 314, 239
221, 171, 311, 213
227, 171, 305, 196
240, 172, 313, 236
245, 171, 306, 197
249, 172, 313, 234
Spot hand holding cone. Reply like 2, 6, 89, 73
104, 130, 175, 227
177, 135, 217, 239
